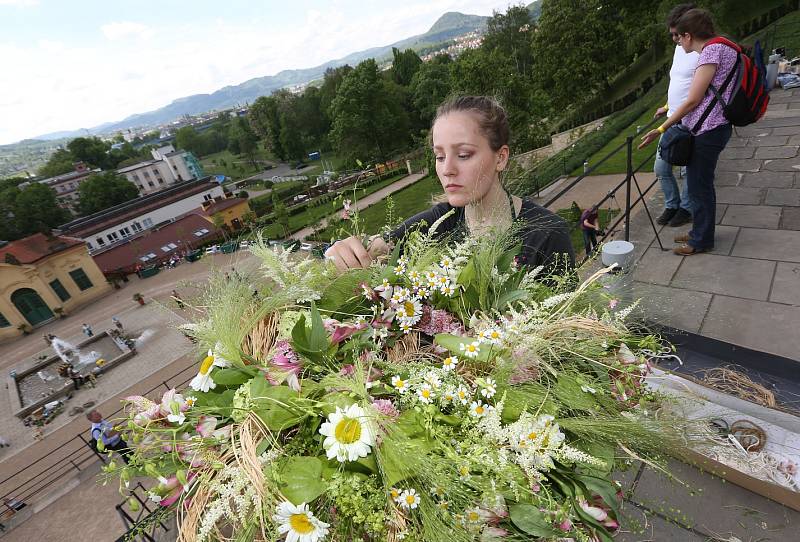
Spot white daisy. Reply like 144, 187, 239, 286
408, 270, 420, 282
456, 385, 470, 405
391, 375, 409, 394
480, 377, 497, 399
394, 264, 406, 276
319, 404, 376, 462
441, 356, 458, 372
423, 370, 442, 388
441, 388, 456, 403
486, 328, 504, 346
440, 283, 455, 296
417, 287, 431, 299
399, 298, 423, 325
470, 401, 492, 418
390, 487, 402, 504
440, 257, 454, 270
273, 501, 330, 542
459, 341, 481, 359
189, 350, 229, 393
416, 384, 435, 404
399, 321, 412, 334
399, 488, 420, 510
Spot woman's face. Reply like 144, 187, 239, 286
432, 111, 507, 207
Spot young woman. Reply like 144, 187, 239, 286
639, 8, 736, 255
325, 96, 575, 277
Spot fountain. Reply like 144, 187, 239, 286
8, 329, 141, 419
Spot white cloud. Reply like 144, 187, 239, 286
101, 21, 154, 41
1, 1, 508, 143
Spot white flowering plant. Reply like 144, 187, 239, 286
106, 229, 696, 542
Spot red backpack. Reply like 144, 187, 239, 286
693, 37, 769, 130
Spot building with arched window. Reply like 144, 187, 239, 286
0, 233, 111, 340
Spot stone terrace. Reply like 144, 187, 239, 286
631, 87, 800, 360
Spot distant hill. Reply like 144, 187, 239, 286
32, 11, 489, 141
527, 1, 543, 22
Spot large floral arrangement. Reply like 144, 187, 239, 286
110, 222, 694, 542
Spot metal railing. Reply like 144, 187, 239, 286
0, 358, 199, 516
540, 115, 666, 263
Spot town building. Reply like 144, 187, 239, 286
116, 145, 204, 196
59, 178, 227, 253
58, 178, 250, 275
29, 162, 101, 213
0, 233, 112, 340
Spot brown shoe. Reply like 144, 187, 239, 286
673, 244, 710, 256
674, 234, 689, 243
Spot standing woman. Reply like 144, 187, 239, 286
325, 96, 575, 277
639, 8, 736, 255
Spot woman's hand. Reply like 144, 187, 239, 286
324, 235, 390, 272
638, 129, 661, 150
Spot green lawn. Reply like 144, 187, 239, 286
200, 148, 275, 180
570, 94, 663, 176
310, 175, 443, 242
750, 9, 800, 58
257, 171, 412, 239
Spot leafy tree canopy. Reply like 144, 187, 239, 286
77, 171, 139, 215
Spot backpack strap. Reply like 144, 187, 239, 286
691, 41, 741, 133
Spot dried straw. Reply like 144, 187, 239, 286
386, 332, 438, 365
241, 313, 278, 361
701, 366, 777, 409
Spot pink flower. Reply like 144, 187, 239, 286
268, 340, 302, 391
480, 527, 508, 540
340, 364, 356, 376
558, 518, 573, 531
125, 395, 160, 426
195, 416, 218, 438
609, 298, 619, 309
330, 322, 367, 344
579, 500, 607, 522
418, 307, 465, 336
371, 399, 400, 419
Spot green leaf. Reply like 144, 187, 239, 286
250, 379, 305, 431
291, 314, 310, 351
495, 289, 528, 310
278, 456, 327, 505
434, 333, 494, 362
572, 501, 615, 542
345, 453, 378, 475
508, 503, 559, 537
554, 374, 597, 412
577, 474, 621, 515
211, 367, 256, 387
308, 302, 329, 352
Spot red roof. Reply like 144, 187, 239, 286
91, 213, 222, 275
0, 233, 85, 264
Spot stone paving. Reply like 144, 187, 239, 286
631, 87, 800, 361
606, 87, 800, 540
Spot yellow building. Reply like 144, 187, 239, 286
199, 196, 251, 232
0, 233, 111, 340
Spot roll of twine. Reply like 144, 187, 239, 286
729, 419, 767, 452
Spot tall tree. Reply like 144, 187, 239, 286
77, 172, 139, 215
391, 48, 423, 87
249, 95, 285, 160
0, 186, 21, 241
175, 126, 205, 157
38, 148, 75, 178
410, 54, 453, 125
533, 0, 627, 111
67, 137, 110, 168
329, 59, 409, 162
13, 183, 71, 235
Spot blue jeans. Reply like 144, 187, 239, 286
686, 124, 732, 250
655, 135, 691, 211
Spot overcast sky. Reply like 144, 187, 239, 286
0, 0, 514, 144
